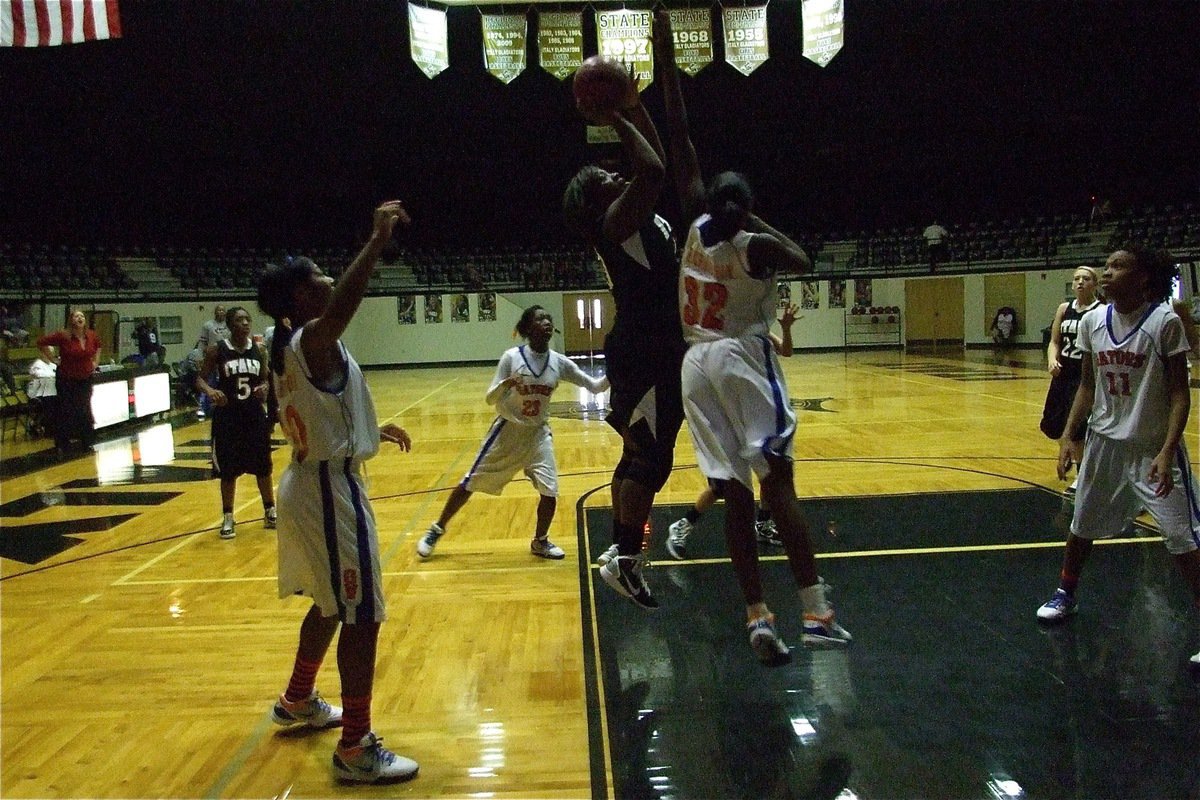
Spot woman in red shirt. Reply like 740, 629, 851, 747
37, 308, 101, 451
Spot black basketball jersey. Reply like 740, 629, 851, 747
214, 339, 267, 420
594, 214, 684, 348
1058, 300, 1103, 362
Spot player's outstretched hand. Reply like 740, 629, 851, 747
373, 200, 411, 241
381, 423, 412, 452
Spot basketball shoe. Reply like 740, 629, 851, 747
600, 553, 658, 609
530, 537, 566, 559
264, 506, 277, 529
219, 515, 235, 540
417, 522, 444, 558
332, 732, 419, 783
271, 690, 342, 729
748, 614, 792, 666
1036, 589, 1078, 623
802, 611, 853, 647
666, 518, 693, 560
755, 519, 782, 547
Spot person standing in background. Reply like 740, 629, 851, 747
195, 305, 229, 419
1040, 265, 1104, 495
132, 317, 163, 367
195, 306, 275, 540
37, 308, 101, 452
923, 219, 949, 271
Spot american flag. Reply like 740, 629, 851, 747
1, 0, 121, 47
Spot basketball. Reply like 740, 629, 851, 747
573, 56, 633, 118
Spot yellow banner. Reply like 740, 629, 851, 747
482, 14, 526, 84
802, 0, 844, 67
595, 9, 653, 92
537, 11, 583, 80
668, 8, 713, 77
408, 4, 448, 79
722, 5, 769, 76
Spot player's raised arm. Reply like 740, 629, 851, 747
654, 9, 704, 224
304, 201, 409, 378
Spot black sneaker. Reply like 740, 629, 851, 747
599, 553, 658, 609
755, 519, 782, 547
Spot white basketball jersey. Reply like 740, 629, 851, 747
679, 214, 775, 345
276, 327, 380, 464
1078, 302, 1189, 446
488, 345, 607, 427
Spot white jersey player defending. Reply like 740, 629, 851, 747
1036, 247, 1200, 673
657, 8, 850, 667
417, 305, 609, 560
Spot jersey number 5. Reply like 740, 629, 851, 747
682, 275, 729, 330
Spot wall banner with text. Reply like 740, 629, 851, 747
408, 4, 448, 79
802, 0, 844, 67
482, 14, 526, 83
722, 5, 769, 76
595, 9, 653, 91
669, 8, 714, 76
537, 11, 583, 79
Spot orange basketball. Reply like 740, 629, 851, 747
573, 56, 632, 118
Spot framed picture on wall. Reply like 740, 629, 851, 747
829, 279, 846, 309
801, 280, 819, 310
777, 281, 792, 308
397, 295, 416, 325
854, 278, 873, 308
425, 294, 443, 324
451, 294, 470, 323
478, 292, 496, 322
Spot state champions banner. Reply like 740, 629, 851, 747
481, 13, 526, 83
668, 8, 713, 76
802, 0, 844, 67
722, 4, 769, 76
595, 9, 653, 92
408, 4, 448, 79
537, 11, 583, 79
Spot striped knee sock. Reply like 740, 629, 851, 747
340, 695, 372, 746
284, 657, 322, 703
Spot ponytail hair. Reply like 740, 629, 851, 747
706, 171, 753, 241
257, 258, 314, 376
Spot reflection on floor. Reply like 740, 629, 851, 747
583, 492, 1200, 800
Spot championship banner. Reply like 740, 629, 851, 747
722, 5, 769, 76
408, 4, 448, 79
595, 9, 653, 92
481, 14, 526, 84
802, 0, 844, 67
537, 11, 583, 79
668, 8, 713, 76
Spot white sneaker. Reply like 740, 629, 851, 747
599, 553, 658, 609
530, 537, 566, 559
264, 507, 277, 530
1189, 651, 1199, 666
596, 543, 619, 566
802, 611, 852, 647
748, 614, 792, 666
666, 518, 693, 560
219, 518, 235, 539
271, 690, 342, 729
332, 732, 419, 784
416, 523, 443, 558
